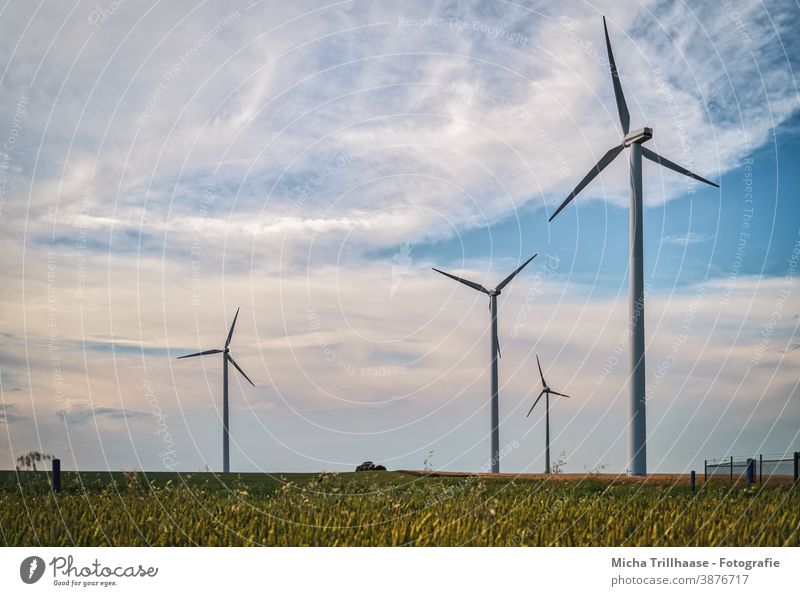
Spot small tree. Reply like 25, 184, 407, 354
15, 451, 54, 472
423, 450, 434, 472
122, 470, 144, 492
550, 451, 568, 475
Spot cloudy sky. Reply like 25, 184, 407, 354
1, 0, 798, 474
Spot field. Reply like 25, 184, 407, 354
1, 470, 798, 546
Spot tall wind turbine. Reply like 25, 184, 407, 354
433, 255, 536, 473
526, 355, 570, 474
178, 307, 254, 473
549, 17, 719, 475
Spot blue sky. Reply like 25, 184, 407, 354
0, 0, 798, 475
422, 112, 800, 288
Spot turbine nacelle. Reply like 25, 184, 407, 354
547, 17, 721, 476
432, 255, 536, 360
433, 256, 537, 473
623, 127, 653, 147
527, 356, 571, 474
527, 355, 570, 417
547, 19, 718, 224
176, 307, 254, 474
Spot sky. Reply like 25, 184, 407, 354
0, 0, 798, 475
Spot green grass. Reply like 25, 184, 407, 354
1, 470, 798, 546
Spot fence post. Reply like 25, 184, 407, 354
52, 458, 61, 493
704, 460, 707, 482
759, 454, 763, 484
746, 458, 755, 486
794, 452, 799, 484
730, 456, 733, 482
690, 470, 696, 492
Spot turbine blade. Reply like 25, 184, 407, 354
526, 390, 546, 417
432, 268, 489, 294
224, 307, 240, 348
641, 147, 720, 188
227, 354, 255, 387
177, 349, 222, 359
551, 391, 570, 398
603, 16, 630, 135
549, 144, 625, 222
536, 355, 546, 386
496, 254, 537, 291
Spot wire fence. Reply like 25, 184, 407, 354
705, 452, 799, 483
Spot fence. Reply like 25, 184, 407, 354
705, 452, 799, 483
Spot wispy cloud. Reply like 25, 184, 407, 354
56, 401, 149, 426
0, 1, 796, 266
0, 403, 24, 424
662, 232, 714, 246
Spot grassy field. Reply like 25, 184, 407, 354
1, 470, 798, 546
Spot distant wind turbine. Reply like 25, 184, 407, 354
433, 255, 536, 473
526, 355, 570, 474
178, 307, 254, 473
548, 17, 719, 476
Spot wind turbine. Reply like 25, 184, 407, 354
548, 17, 719, 475
526, 355, 570, 474
178, 307, 254, 473
433, 254, 537, 473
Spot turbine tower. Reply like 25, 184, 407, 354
549, 17, 719, 475
526, 355, 570, 474
433, 255, 536, 473
178, 307, 254, 473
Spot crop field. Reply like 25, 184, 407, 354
1, 471, 798, 547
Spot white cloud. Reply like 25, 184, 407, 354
662, 232, 714, 246
0, 403, 24, 424
0, 0, 796, 262
1, 243, 797, 471
55, 400, 149, 426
